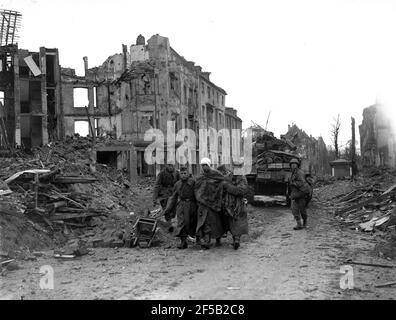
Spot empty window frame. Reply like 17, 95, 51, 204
93, 87, 97, 108
74, 120, 89, 136
73, 88, 89, 108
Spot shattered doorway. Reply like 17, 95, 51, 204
20, 115, 43, 149
97, 151, 118, 168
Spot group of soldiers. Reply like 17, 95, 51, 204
153, 157, 249, 250
152, 157, 313, 250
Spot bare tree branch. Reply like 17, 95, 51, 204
331, 114, 341, 159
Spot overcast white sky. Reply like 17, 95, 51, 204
3, 0, 396, 149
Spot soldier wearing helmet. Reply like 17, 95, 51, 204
288, 157, 311, 230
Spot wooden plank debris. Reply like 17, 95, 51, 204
344, 260, 396, 269
375, 281, 396, 288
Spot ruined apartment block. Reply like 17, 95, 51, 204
61, 34, 242, 177
0, 44, 61, 150
359, 103, 396, 168
1, 33, 242, 177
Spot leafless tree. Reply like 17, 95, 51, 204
331, 114, 341, 159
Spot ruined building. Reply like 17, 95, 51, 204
359, 103, 396, 168
1, 34, 243, 177
283, 124, 330, 175
0, 44, 61, 149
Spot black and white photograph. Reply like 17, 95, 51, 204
1, 0, 396, 306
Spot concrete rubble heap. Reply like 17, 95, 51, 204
315, 166, 396, 259
0, 135, 158, 259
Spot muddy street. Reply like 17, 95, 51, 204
1, 203, 395, 300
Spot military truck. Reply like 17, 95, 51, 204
246, 127, 301, 206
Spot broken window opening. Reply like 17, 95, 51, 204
73, 88, 89, 109
93, 87, 97, 108
21, 115, 43, 150
94, 118, 99, 136
47, 89, 57, 140
29, 81, 41, 101
137, 150, 150, 176
184, 118, 188, 129
19, 81, 42, 114
97, 151, 118, 168
183, 85, 187, 104
19, 66, 30, 78
222, 95, 224, 106
188, 87, 193, 106
169, 72, 178, 92
45, 54, 56, 85
207, 86, 210, 99
74, 120, 89, 137
1, 53, 13, 72
138, 111, 154, 132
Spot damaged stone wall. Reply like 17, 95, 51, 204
59, 34, 241, 176
283, 124, 331, 175
359, 104, 396, 168
0, 45, 61, 150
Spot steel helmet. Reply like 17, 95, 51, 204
290, 158, 300, 165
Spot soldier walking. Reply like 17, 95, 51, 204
194, 158, 225, 249
163, 166, 197, 249
218, 164, 249, 250
153, 162, 180, 222
288, 158, 311, 230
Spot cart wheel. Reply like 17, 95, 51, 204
148, 237, 155, 248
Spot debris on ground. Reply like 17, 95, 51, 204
0, 135, 157, 257
315, 167, 396, 259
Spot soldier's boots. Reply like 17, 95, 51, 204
195, 236, 201, 246
215, 238, 222, 247
201, 234, 211, 250
302, 218, 307, 228
233, 236, 240, 250
177, 237, 188, 249
293, 219, 304, 230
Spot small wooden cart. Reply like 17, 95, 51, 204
132, 217, 159, 248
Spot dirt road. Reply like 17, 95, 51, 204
1, 203, 395, 300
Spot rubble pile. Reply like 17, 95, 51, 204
0, 135, 155, 256
316, 171, 395, 231
315, 168, 396, 258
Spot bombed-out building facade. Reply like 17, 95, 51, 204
359, 103, 396, 168
0, 34, 242, 177
0, 45, 61, 150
